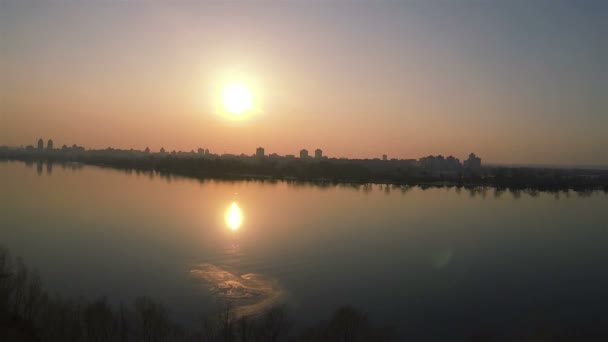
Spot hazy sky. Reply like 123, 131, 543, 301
1, 0, 606, 165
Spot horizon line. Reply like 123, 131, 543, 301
3, 141, 608, 171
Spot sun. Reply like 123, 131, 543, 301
222, 83, 253, 115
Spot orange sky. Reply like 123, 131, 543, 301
1, 1, 606, 165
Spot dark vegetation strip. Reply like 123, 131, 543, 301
2, 148, 608, 192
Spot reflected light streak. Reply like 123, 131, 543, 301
226, 202, 243, 230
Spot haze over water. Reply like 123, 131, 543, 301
2, 161, 607, 339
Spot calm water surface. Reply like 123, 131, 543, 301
1, 161, 607, 339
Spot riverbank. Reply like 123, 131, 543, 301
2, 148, 608, 192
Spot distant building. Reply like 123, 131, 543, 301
204, 148, 210, 156
197, 148, 204, 155
160, 147, 166, 154
285, 154, 295, 159
300, 149, 309, 159
37, 138, 44, 151
419, 155, 461, 175
256, 147, 265, 157
382, 154, 387, 161
47, 139, 53, 150
314, 148, 323, 159
71, 144, 85, 152
445, 156, 460, 169
463, 153, 482, 171
144, 147, 150, 153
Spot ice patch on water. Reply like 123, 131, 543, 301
190, 263, 284, 317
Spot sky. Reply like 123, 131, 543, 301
1, 0, 606, 165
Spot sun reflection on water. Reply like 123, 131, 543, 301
226, 202, 243, 230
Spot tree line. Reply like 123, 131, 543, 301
2, 147, 608, 191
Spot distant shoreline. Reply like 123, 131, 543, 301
484, 163, 608, 171
2, 147, 608, 193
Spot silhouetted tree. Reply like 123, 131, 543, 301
134, 296, 176, 342
328, 306, 370, 342
83, 297, 117, 341
200, 303, 236, 342
256, 305, 292, 342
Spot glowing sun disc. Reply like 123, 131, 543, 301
222, 83, 253, 114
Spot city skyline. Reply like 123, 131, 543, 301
6, 136, 608, 169
16, 136, 465, 162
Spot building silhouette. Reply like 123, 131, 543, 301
300, 149, 309, 159
37, 138, 44, 151
446, 156, 460, 169
315, 148, 323, 159
382, 154, 387, 161
256, 147, 265, 157
463, 153, 482, 171
47, 139, 53, 150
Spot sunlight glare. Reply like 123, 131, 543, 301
226, 202, 243, 230
222, 83, 253, 115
